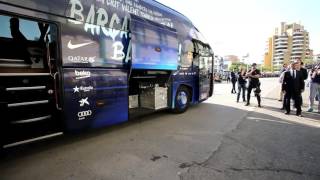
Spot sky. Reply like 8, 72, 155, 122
157, 0, 320, 63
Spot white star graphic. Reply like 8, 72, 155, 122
79, 98, 90, 107
73, 86, 80, 93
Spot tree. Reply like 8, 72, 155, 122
261, 65, 272, 72
303, 58, 315, 65
229, 62, 247, 72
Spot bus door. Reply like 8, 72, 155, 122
0, 14, 62, 148
194, 42, 212, 101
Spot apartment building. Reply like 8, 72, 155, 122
264, 22, 312, 71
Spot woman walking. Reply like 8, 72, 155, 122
237, 68, 247, 102
231, 70, 237, 94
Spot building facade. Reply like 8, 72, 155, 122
264, 22, 312, 71
264, 37, 273, 68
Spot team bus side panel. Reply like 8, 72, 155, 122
0, 0, 214, 148
62, 68, 128, 132
60, 11, 132, 131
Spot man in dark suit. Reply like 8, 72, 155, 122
282, 61, 305, 116
297, 59, 308, 81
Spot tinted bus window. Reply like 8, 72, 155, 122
180, 40, 193, 68
0, 15, 41, 41
0, 14, 58, 68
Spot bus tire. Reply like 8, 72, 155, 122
173, 86, 190, 113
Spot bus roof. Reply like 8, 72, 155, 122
0, 0, 194, 28
152, 0, 193, 24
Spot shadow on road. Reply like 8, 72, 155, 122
1, 102, 320, 180
262, 104, 320, 121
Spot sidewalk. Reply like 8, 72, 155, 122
261, 78, 310, 108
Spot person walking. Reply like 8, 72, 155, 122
278, 63, 288, 101
231, 70, 237, 94
280, 64, 291, 110
297, 59, 308, 81
245, 63, 261, 107
226, 73, 230, 83
307, 64, 320, 113
237, 68, 247, 102
282, 61, 305, 116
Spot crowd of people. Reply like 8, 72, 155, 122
229, 63, 262, 107
227, 59, 320, 116
278, 60, 320, 116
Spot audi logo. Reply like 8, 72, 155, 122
78, 110, 92, 118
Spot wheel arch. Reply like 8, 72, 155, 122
172, 83, 193, 111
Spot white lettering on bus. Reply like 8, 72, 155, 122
68, 0, 173, 62
75, 70, 91, 79
112, 42, 125, 60
68, 56, 96, 63
69, 0, 84, 22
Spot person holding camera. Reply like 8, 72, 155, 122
245, 63, 261, 107
307, 64, 320, 113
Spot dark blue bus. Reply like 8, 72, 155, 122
0, 0, 214, 148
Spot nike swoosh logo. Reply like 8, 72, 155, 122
68, 40, 94, 50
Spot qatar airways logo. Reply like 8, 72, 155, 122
75, 70, 91, 79
68, 55, 96, 64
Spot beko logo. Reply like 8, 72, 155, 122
78, 110, 92, 120
75, 70, 91, 79
68, 56, 96, 63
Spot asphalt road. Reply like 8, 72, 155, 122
1, 78, 320, 180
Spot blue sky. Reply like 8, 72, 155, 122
157, 0, 320, 63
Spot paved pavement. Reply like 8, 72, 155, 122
181, 78, 320, 180
1, 78, 320, 180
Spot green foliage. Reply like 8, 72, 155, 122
303, 58, 315, 65
229, 62, 247, 71
261, 65, 272, 72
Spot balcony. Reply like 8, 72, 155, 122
275, 36, 288, 41
292, 46, 304, 51
274, 57, 284, 60
292, 49, 304, 53
274, 55, 284, 58
292, 40, 305, 44
291, 55, 302, 59
293, 31, 304, 35
291, 51, 303, 55
274, 59, 283, 63
274, 51, 284, 55
275, 41, 288, 45
275, 49, 286, 53
293, 36, 304, 41
275, 45, 288, 49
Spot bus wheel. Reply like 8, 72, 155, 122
173, 86, 190, 113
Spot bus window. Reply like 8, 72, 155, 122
0, 14, 57, 69
180, 40, 193, 68
199, 57, 208, 70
